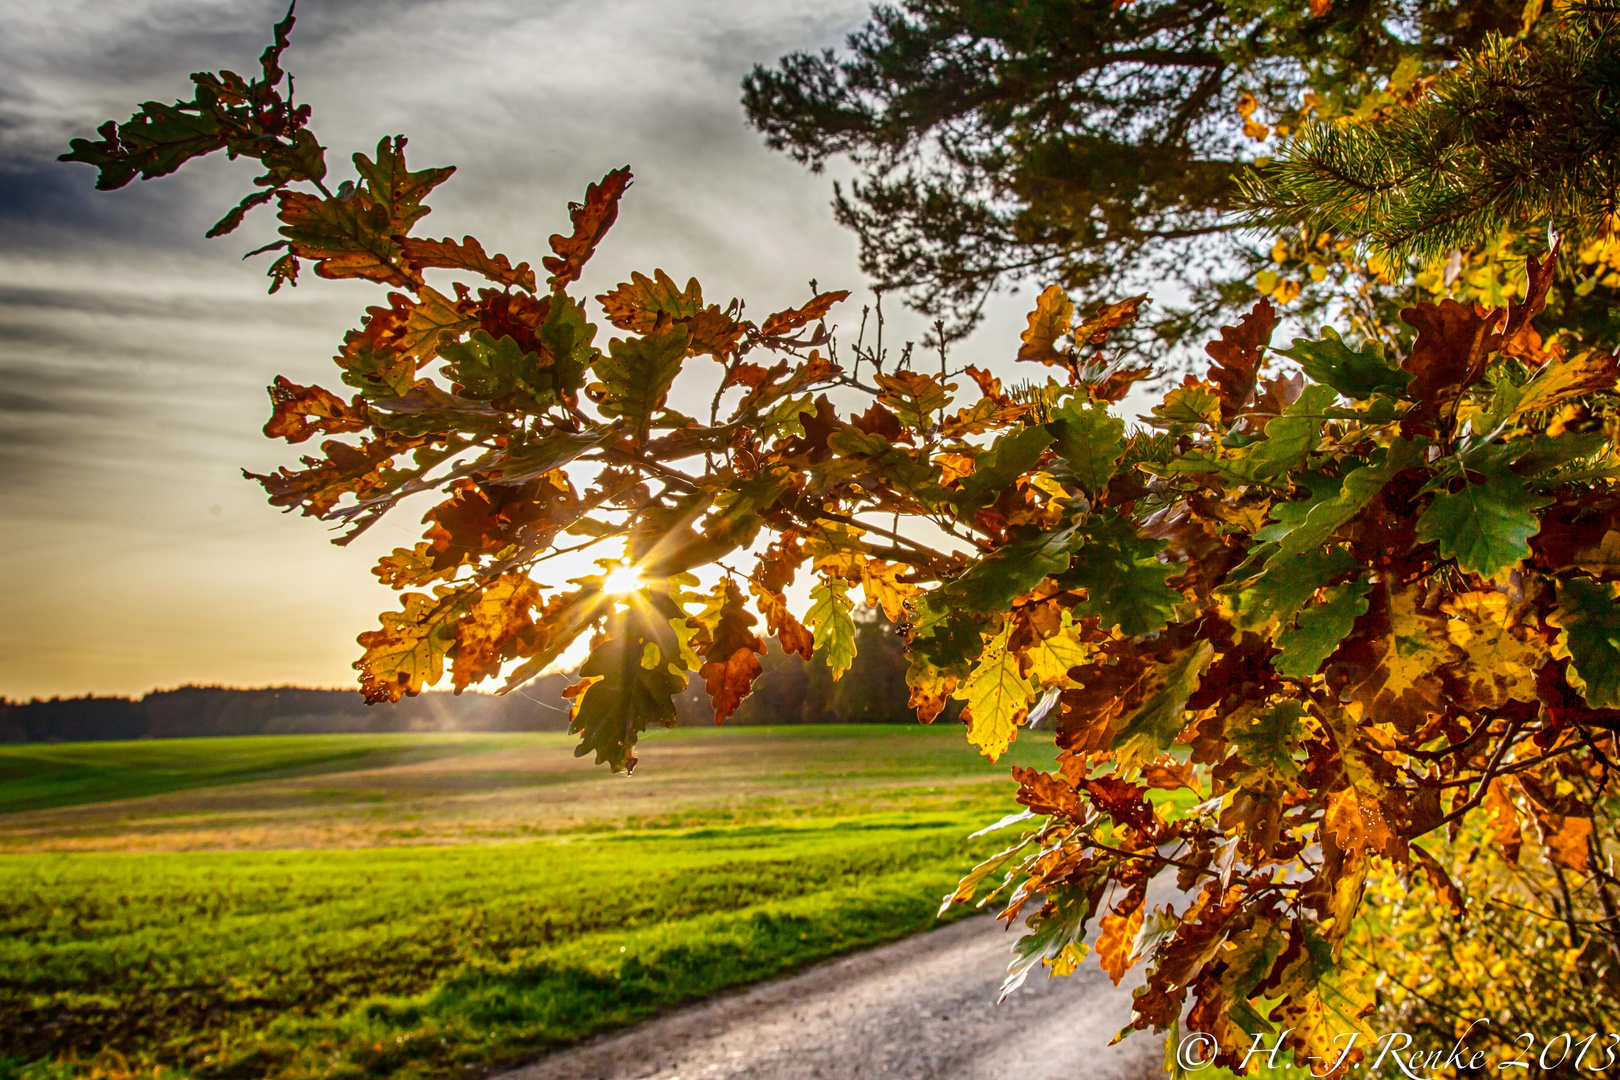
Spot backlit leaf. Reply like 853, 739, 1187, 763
569, 605, 688, 772
1204, 297, 1276, 422
807, 578, 857, 680
692, 579, 765, 723
355, 589, 468, 703
1096, 898, 1146, 986
1111, 641, 1215, 770
951, 426, 1053, 515
957, 625, 1036, 761
595, 324, 689, 439
544, 167, 632, 290
401, 235, 536, 292
1062, 513, 1183, 637
1017, 284, 1073, 366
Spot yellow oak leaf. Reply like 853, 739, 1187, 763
1441, 590, 1542, 707
1096, 901, 1146, 986
860, 558, 920, 622
1017, 284, 1074, 366
956, 625, 1035, 760
1017, 618, 1093, 689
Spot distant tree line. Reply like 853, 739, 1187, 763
2, 614, 930, 742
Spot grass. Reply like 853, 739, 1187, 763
0, 725, 1056, 1080
0, 734, 527, 816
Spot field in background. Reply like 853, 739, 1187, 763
1, 726, 1054, 1080
0, 734, 527, 817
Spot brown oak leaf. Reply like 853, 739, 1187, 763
543, 167, 632, 290
262, 376, 368, 443
1399, 298, 1504, 422
1204, 297, 1276, 423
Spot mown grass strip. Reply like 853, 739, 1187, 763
0, 734, 532, 816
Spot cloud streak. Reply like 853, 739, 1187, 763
0, 0, 1043, 700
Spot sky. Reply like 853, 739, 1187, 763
0, 0, 1055, 700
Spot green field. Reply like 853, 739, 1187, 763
0, 734, 525, 816
0, 726, 1054, 1080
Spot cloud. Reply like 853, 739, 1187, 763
0, 0, 1050, 699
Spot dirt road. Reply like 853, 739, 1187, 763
499, 914, 1169, 1080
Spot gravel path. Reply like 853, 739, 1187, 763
499, 914, 1169, 1080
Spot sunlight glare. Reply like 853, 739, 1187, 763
602, 564, 644, 596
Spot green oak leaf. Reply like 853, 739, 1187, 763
1549, 577, 1620, 708
1416, 464, 1549, 578
340, 336, 416, 399
907, 592, 988, 675
946, 524, 1082, 614
1267, 439, 1424, 563
486, 429, 613, 486
1273, 576, 1371, 679
952, 425, 1053, 515
1044, 399, 1125, 496
539, 292, 599, 394
570, 608, 689, 772
595, 324, 690, 438
1147, 383, 1222, 428
1508, 431, 1610, 479
807, 579, 858, 679
1226, 700, 1308, 782
1218, 545, 1355, 632
1275, 326, 1411, 400
1061, 512, 1184, 636
439, 330, 560, 412
1112, 641, 1215, 770
1242, 384, 1338, 480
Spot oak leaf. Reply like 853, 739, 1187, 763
1044, 398, 1125, 497
759, 289, 850, 337
1481, 777, 1523, 864
355, 589, 467, 703
1417, 464, 1548, 579
692, 580, 766, 723
1203, 297, 1276, 422
1500, 243, 1559, 363
1529, 808, 1591, 873
599, 269, 703, 330
1071, 295, 1147, 350
1110, 640, 1215, 771
568, 607, 689, 772
1062, 513, 1183, 637
262, 376, 368, 443
1017, 284, 1074, 366
1274, 577, 1371, 680
1548, 577, 1620, 707
451, 574, 541, 691
1096, 897, 1146, 986
874, 370, 953, 431
595, 324, 690, 439
1509, 348, 1619, 418
401, 235, 536, 292
806, 578, 857, 679
1399, 299, 1503, 421
544, 167, 632, 290
1274, 327, 1409, 400
1441, 591, 1542, 707
957, 625, 1036, 760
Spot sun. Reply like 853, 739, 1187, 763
601, 564, 644, 596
